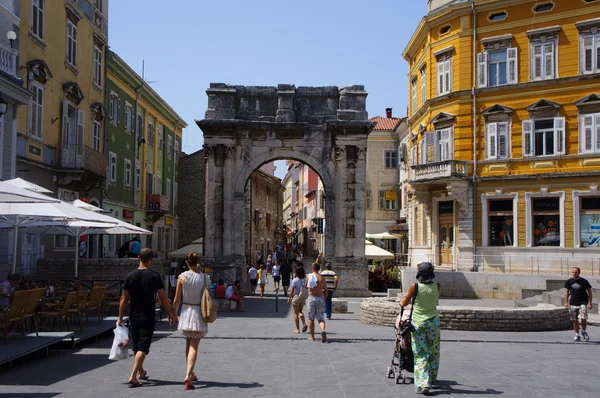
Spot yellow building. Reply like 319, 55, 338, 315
16, 0, 108, 259
403, 0, 600, 272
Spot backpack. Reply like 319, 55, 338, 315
201, 274, 217, 323
300, 279, 309, 299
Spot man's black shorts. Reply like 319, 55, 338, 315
250, 279, 258, 287
130, 320, 155, 354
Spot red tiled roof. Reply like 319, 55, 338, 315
369, 116, 404, 130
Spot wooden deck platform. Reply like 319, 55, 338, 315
0, 331, 74, 368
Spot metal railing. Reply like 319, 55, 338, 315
400, 252, 600, 276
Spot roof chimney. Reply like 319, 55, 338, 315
385, 108, 393, 118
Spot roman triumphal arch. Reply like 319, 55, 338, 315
197, 84, 375, 297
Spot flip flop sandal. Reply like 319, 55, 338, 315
321, 331, 328, 343
140, 371, 149, 380
302, 325, 308, 333
191, 372, 198, 382
185, 379, 196, 390
128, 381, 142, 388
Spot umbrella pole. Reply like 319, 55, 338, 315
74, 229, 80, 278
11, 223, 19, 274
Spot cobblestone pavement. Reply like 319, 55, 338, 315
1, 288, 599, 397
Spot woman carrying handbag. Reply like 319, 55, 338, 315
173, 251, 210, 390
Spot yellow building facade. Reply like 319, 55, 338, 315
403, 0, 600, 272
15, 0, 108, 259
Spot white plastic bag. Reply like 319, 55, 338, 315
109, 323, 130, 360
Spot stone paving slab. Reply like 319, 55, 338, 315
1, 290, 600, 397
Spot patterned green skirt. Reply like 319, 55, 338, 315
410, 315, 441, 391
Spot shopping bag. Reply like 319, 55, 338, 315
109, 323, 130, 360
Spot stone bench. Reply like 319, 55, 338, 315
332, 299, 348, 313
387, 289, 402, 298
215, 298, 236, 311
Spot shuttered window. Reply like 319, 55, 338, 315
478, 48, 518, 87
522, 118, 566, 157
93, 46, 102, 86
531, 41, 555, 81
437, 58, 452, 96
580, 113, 600, 154
29, 82, 44, 140
31, 0, 44, 40
66, 20, 77, 66
581, 34, 600, 74
92, 120, 101, 151
486, 122, 510, 160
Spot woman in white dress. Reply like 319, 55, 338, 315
173, 251, 209, 390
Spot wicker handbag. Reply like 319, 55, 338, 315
201, 274, 217, 323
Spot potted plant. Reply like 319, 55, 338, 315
385, 266, 401, 289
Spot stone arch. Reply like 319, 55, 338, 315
197, 84, 375, 297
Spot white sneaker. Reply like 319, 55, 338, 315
573, 334, 581, 342
581, 330, 589, 341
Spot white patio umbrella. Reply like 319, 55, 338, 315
365, 239, 395, 260
69, 199, 104, 212
366, 232, 400, 239
0, 180, 59, 203
169, 238, 203, 258
3, 178, 53, 194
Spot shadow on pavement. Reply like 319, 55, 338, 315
0, 394, 61, 398
215, 295, 292, 319
430, 380, 504, 396
195, 380, 264, 389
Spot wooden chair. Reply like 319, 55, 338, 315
67, 290, 89, 332
1, 290, 31, 344
38, 292, 79, 332
20, 288, 46, 336
82, 285, 107, 325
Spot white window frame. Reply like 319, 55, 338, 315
167, 135, 173, 159
92, 120, 101, 151
124, 158, 131, 188
530, 40, 557, 81
175, 138, 180, 162
135, 163, 141, 192
522, 118, 565, 157
581, 33, 600, 74
411, 79, 417, 115
174, 182, 178, 207
109, 152, 117, 183
31, 0, 44, 40
525, 190, 565, 247
572, 186, 600, 247
93, 45, 102, 86
154, 175, 162, 195
66, 19, 77, 67
29, 81, 44, 140
478, 48, 518, 88
379, 190, 398, 211
436, 128, 453, 161
481, 192, 519, 247
421, 67, 426, 106
436, 57, 452, 96
109, 92, 120, 125
124, 102, 132, 132
384, 150, 397, 169
580, 113, 600, 154
486, 122, 510, 160
166, 178, 172, 203
158, 125, 164, 152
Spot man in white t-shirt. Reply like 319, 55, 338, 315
272, 261, 281, 291
248, 265, 258, 295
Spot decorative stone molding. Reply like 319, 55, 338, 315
480, 191, 519, 247
524, 190, 565, 247
225, 146, 235, 158
243, 147, 251, 164
407, 187, 431, 214
447, 181, 470, 215
204, 145, 215, 158
334, 146, 346, 161
357, 146, 367, 160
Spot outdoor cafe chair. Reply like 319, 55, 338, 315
82, 285, 107, 325
38, 291, 79, 332
1, 290, 31, 344
20, 288, 46, 336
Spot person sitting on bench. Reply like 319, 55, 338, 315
225, 280, 243, 312
215, 279, 226, 299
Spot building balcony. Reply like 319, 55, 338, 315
59, 145, 107, 178
409, 160, 471, 183
0, 41, 18, 77
147, 194, 169, 213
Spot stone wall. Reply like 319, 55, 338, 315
178, 150, 205, 249
401, 269, 600, 300
360, 298, 571, 331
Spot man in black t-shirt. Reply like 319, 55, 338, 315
118, 248, 177, 387
564, 267, 593, 342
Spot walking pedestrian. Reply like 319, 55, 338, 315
118, 248, 177, 388
564, 267, 593, 341
399, 262, 441, 395
320, 263, 338, 320
306, 263, 327, 342
280, 260, 292, 296
258, 264, 268, 297
172, 251, 209, 390
272, 261, 281, 291
248, 264, 258, 295
288, 267, 308, 333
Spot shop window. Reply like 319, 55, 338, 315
488, 200, 514, 246
580, 197, 600, 247
532, 198, 560, 246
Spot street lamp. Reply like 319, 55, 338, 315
6, 31, 16, 49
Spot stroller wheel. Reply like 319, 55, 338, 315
386, 366, 393, 378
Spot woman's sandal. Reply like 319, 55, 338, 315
293, 330, 301, 334
191, 372, 198, 382
139, 370, 149, 380
185, 378, 195, 390
128, 381, 142, 388
302, 325, 308, 333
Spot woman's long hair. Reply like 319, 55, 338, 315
296, 267, 306, 279
185, 251, 200, 272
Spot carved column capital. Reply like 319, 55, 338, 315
225, 145, 236, 158
407, 187, 432, 214
333, 146, 346, 161
204, 145, 215, 158
357, 146, 367, 160
242, 147, 252, 164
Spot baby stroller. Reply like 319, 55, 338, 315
387, 304, 415, 384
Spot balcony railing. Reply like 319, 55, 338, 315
60, 144, 107, 178
410, 160, 471, 182
147, 194, 169, 213
0, 41, 17, 77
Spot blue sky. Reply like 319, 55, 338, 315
108, 1, 426, 179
